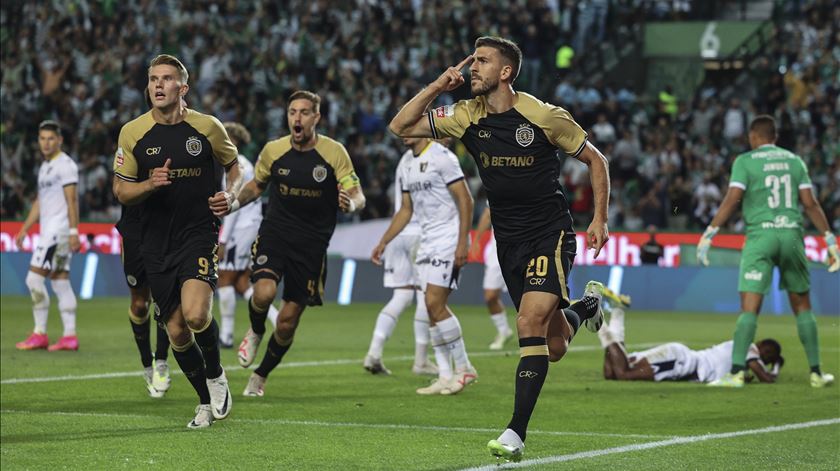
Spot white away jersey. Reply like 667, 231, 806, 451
220, 155, 263, 244
695, 341, 761, 383
394, 150, 421, 236
37, 152, 78, 235
400, 141, 464, 247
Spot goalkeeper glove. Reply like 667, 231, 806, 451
696, 225, 719, 266
825, 232, 839, 272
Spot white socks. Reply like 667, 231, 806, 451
490, 311, 510, 333
413, 290, 431, 366
366, 288, 414, 358
610, 307, 625, 343
218, 286, 236, 342
429, 325, 453, 380
25, 271, 49, 334
436, 315, 472, 372
51, 278, 77, 336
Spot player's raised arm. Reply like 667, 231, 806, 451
389, 55, 473, 138
574, 141, 611, 258
371, 192, 414, 266
113, 158, 173, 205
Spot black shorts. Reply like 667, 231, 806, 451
121, 235, 147, 289
146, 237, 219, 323
496, 230, 576, 311
250, 232, 327, 306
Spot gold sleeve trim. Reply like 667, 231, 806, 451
255, 137, 292, 184
315, 135, 359, 188
184, 110, 238, 166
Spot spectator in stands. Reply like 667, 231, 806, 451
640, 226, 664, 265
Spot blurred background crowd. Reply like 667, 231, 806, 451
1, 0, 837, 232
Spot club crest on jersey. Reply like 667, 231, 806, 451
480, 152, 490, 168
420, 162, 428, 172
312, 164, 327, 182
516, 123, 534, 147
185, 136, 202, 156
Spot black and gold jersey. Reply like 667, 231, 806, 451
254, 134, 360, 247
113, 109, 237, 255
429, 92, 587, 242
115, 204, 141, 237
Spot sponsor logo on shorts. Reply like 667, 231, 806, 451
519, 370, 539, 379
515, 123, 534, 147
256, 255, 268, 265
744, 270, 763, 281
126, 275, 138, 287
528, 277, 546, 286
185, 136, 202, 156
430, 258, 452, 268
312, 164, 327, 182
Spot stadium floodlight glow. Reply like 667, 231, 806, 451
80, 252, 99, 300
337, 259, 357, 305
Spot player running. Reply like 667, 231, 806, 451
113, 54, 241, 428
15, 121, 81, 352
390, 36, 611, 461
363, 141, 437, 376
231, 91, 366, 397
470, 206, 513, 350
697, 115, 838, 388
216, 122, 279, 348
371, 137, 476, 395
598, 302, 783, 384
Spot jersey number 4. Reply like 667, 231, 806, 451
765, 174, 792, 209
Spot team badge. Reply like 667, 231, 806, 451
115, 147, 124, 167
480, 152, 490, 168
420, 162, 428, 172
312, 164, 327, 182
515, 123, 534, 147
256, 255, 268, 265
185, 136, 202, 156
126, 275, 137, 287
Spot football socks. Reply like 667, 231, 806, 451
506, 337, 549, 442
795, 311, 821, 374
730, 312, 758, 374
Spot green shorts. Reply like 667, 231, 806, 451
739, 230, 809, 294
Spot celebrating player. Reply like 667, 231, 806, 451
371, 137, 476, 395
598, 303, 783, 383
113, 54, 241, 428
390, 36, 611, 461
469, 206, 514, 350
15, 121, 81, 352
363, 141, 437, 376
216, 122, 279, 348
697, 115, 838, 388
231, 91, 366, 397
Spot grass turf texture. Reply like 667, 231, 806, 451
1, 296, 838, 470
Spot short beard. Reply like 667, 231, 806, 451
471, 78, 498, 96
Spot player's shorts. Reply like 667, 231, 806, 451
628, 342, 699, 381
120, 234, 147, 289
383, 232, 420, 288
250, 231, 327, 306
30, 231, 72, 272
482, 236, 506, 291
415, 241, 459, 291
219, 223, 259, 272
739, 230, 809, 294
496, 230, 576, 311
147, 235, 219, 324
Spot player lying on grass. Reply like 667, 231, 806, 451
598, 302, 783, 383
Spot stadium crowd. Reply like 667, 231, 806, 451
1, 0, 837, 232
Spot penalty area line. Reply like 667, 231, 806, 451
460, 417, 840, 470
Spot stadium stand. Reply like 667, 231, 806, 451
1, 0, 837, 232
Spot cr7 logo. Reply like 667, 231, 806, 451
146, 147, 162, 155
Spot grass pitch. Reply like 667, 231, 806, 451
1, 296, 838, 470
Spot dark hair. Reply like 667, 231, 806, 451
288, 90, 321, 113
750, 115, 776, 140
474, 36, 522, 83
149, 54, 189, 83
38, 120, 62, 137
758, 338, 782, 363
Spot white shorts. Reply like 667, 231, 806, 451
30, 231, 72, 272
416, 242, 459, 291
219, 224, 259, 272
383, 232, 420, 288
628, 342, 698, 381
482, 236, 506, 291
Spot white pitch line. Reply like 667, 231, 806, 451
0, 343, 661, 385
461, 417, 840, 471
0, 409, 670, 440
